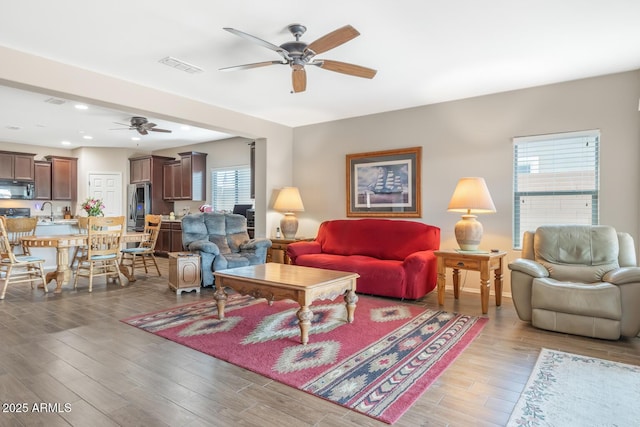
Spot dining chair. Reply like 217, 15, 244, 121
71, 216, 89, 269
73, 216, 125, 292
119, 214, 162, 279
4, 217, 38, 255
0, 216, 47, 299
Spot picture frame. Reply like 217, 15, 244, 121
346, 146, 421, 217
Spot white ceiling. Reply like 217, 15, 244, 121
1, 1, 640, 150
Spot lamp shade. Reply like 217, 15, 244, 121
447, 177, 495, 251
447, 177, 496, 214
273, 187, 305, 212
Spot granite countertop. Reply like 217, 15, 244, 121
36, 218, 79, 226
162, 218, 183, 223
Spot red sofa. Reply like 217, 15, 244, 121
287, 219, 440, 299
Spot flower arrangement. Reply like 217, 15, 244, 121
82, 198, 105, 217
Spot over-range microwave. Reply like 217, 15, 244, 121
0, 181, 35, 199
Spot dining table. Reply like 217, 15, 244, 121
21, 231, 149, 293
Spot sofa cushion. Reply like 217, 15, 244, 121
209, 234, 231, 254
294, 253, 406, 298
535, 225, 620, 282
316, 219, 439, 260
532, 278, 621, 320
203, 213, 227, 235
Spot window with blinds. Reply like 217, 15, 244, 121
512, 130, 600, 248
211, 166, 253, 212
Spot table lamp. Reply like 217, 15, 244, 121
273, 187, 305, 239
447, 177, 496, 251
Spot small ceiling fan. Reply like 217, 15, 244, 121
112, 116, 172, 135
220, 24, 377, 93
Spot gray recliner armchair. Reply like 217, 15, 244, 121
508, 225, 640, 340
181, 213, 272, 286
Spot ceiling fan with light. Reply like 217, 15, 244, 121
220, 24, 377, 93
112, 116, 172, 135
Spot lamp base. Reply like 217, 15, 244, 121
454, 214, 483, 251
280, 213, 298, 239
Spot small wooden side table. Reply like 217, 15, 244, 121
267, 238, 313, 264
168, 252, 201, 295
434, 249, 507, 314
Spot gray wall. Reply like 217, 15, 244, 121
292, 70, 640, 294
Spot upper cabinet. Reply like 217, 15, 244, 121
45, 155, 77, 200
129, 155, 174, 184
0, 151, 35, 181
163, 151, 207, 201
131, 156, 152, 183
162, 160, 182, 201
34, 161, 52, 200
129, 155, 175, 215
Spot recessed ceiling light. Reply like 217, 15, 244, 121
131, 137, 140, 141
83, 135, 93, 140
181, 125, 191, 131
75, 104, 88, 110
44, 97, 66, 105
159, 56, 203, 74
61, 141, 71, 146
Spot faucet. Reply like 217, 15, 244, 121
41, 201, 54, 221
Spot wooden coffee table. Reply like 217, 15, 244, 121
213, 263, 359, 345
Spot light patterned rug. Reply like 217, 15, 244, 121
508, 348, 640, 426
122, 294, 487, 424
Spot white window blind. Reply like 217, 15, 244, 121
513, 130, 600, 248
211, 165, 253, 212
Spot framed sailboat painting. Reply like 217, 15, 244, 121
346, 146, 421, 217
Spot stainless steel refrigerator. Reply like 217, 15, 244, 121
127, 183, 151, 231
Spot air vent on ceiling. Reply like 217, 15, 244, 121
44, 97, 66, 105
159, 56, 203, 74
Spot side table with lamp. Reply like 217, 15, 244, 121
436, 177, 505, 314
270, 187, 311, 264
273, 187, 305, 239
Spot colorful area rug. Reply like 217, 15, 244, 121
122, 294, 487, 424
507, 348, 640, 426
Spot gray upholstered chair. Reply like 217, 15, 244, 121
508, 225, 640, 340
181, 212, 271, 286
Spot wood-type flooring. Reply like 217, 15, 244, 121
1, 258, 638, 426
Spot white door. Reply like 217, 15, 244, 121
88, 172, 122, 216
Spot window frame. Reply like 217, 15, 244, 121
210, 165, 253, 212
512, 130, 600, 249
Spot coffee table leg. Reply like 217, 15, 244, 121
297, 306, 313, 345
344, 290, 358, 323
214, 287, 228, 319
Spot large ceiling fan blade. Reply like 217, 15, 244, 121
223, 27, 291, 60
317, 59, 377, 79
292, 69, 307, 93
305, 25, 360, 55
150, 128, 172, 133
219, 60, 284, 72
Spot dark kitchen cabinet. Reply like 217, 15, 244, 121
156, 221, 183, 255
180, 152, 207, 201
130, 157, 152, 184
171, 221, 184, 252
44, 155, 77, 200
129, 155, 175, 215
34, 161, 52, 200
162, 161, 182, 200
163, 152, 207, 201
0, 151, 35, 181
